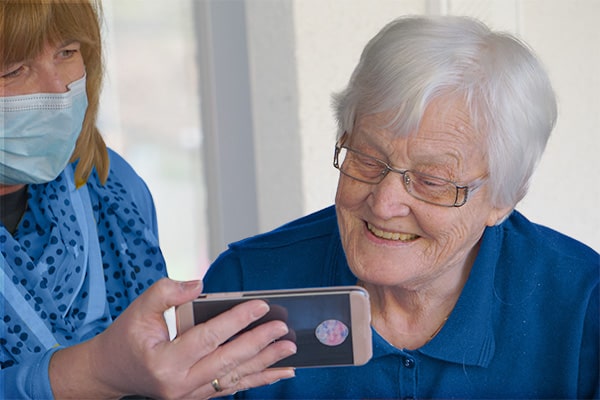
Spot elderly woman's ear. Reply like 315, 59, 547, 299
486, 205, 514, 227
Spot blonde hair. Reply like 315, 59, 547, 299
0, 0, 109, 186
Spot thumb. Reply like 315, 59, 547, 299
140, 278, 204, 315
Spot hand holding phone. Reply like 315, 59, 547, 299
172, 286, 372, 368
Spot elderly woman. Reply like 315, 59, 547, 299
203, 15, 599, 399
1, 1, 295, 399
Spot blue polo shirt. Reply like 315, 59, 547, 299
203, 206, 599, 399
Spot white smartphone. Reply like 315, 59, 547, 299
173, 286, 372, 368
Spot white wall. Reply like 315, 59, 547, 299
516, 1, 600, 251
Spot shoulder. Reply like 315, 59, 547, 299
490, 211, 598, 395
229, 205, 338, 250
502, 210, 599, 268
204, 206, 345, 291
106, 148, 155, 208
491, 210, 599, 302
87, 148, 158, 233
106, 148, 147, 188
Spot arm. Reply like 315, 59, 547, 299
1, 348, 60, 399
48, 278, 296, 399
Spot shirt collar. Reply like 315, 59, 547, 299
420, 224, 502, 367
367, 224, 503, 367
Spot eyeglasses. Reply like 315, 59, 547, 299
333, 141, 486, 207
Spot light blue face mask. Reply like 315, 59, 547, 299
0, 75, 88, 185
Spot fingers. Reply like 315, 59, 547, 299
193, 366, 296, 399
122, 286, 299, 398
137, 278, 204, 314
208, 335, 297, 392
188, 319, 296, 393
174, 299, 272, 363
187, 334, 296, 398
224, 366, 296, 396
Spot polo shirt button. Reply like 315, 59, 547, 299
402, 356, 415, 368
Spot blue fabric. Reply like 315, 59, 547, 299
1, 149, 167, 399
203, 205, 600, 399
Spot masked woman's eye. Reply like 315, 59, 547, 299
57, 41, 82, 60
1, 65, 24, 80
59, 49, 79, 59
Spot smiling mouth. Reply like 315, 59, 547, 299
367, 222, 419, 242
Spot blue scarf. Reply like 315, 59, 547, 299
1, 164, 166, 368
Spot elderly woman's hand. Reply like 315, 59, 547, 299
49, 278, 297, 399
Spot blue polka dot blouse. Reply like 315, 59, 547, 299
1, 149, 167, 397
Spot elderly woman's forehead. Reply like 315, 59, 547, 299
355, 111, 396, 128
355, 95, 474, 136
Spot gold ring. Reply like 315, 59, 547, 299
211, 378, 223, 392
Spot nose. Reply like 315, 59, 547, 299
33, 45, 79, 94
367, 172, 413, 219
37, 65, 72, 93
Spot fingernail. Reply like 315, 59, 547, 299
269, 369, 296, 385
251, 301, 270, 319
274, 321, 289, 337
177, 279, 203, 293
286, 343, 298, 356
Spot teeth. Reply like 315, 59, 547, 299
367, 223, 418, 241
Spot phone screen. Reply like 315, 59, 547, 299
192, 291, 356, 367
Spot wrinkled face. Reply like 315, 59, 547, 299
335, 95, 509, 290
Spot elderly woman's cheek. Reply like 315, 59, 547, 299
336, 180, 367, 242
428, 218, 485, 269
335, 177, 367, 209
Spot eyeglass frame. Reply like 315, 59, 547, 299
333, 137, 487, 207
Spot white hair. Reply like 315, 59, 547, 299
333, 16, 557, 212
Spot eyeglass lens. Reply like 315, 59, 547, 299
334, 146, 466, 207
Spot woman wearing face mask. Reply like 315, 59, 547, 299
0, 1, 296, 399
